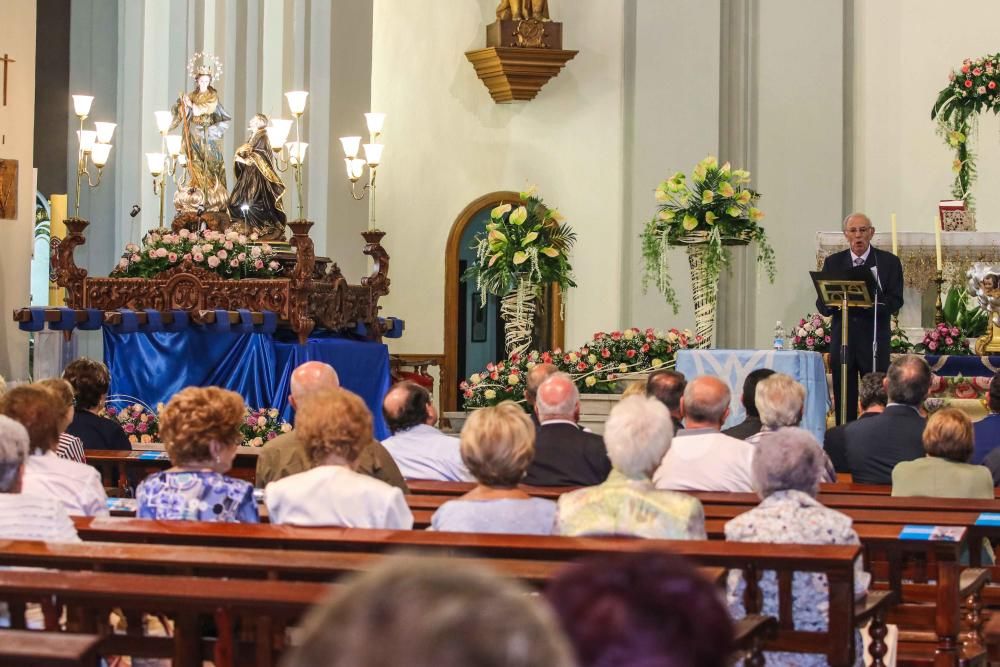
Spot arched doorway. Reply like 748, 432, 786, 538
441, 192, 564, 412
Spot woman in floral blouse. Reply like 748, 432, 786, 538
136, 386, 258, 523
726, 427, 871, 666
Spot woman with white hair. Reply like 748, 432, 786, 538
726, 428, 870, 666
556, 395, 705, 539
748, 373, 836, 482
0, 414, 79, 542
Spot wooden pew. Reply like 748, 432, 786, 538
0, 629, 101, 666
0, 569, 327, 667
86, 450, 259, 486
69, 517, 888, 666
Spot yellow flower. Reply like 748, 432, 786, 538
488, 229, 507, 245
268, 408, 279, 418
508, 374, 520, 385
491, 203, 512, 219
738, 190, 752, 205
585, 376, 597, 387
655, 184, 671, 202
484, 389, 497, 400
726, 206, 741, 217
701, 190, 714, 205
541, 247, 560, 257
520, 184, 538, 199
749, 207, 765, 222
651, 358, 664, 368
257, 416, 266, 427
588, 354, 597, 364
705, 211, 718, 225
548, 209, 565, 222
618, 363, 628, 372
509, 206, 528, 225
623, 329, 635, 340
512, 251, 528, 265
140, 434, 153, 443
569, 352, 578, 362
718, 182, 735, 198
720, 161, 731, 175
523, 231, 539, 245
470, 373, 482, 384
952, 159, 963, 173
658, 210, 674, 221
732, 169, 750, 183
280, 423, 293, 433
700, 155, 718, 170
682, 214, 698, 231
139, 414, 148, 423
692, 164, 707, 183
947, 131, 966, 147
667, 330, 679, 343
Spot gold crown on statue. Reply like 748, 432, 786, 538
186, 52, 224, 82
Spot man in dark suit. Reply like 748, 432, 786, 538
972, 370, 1000, 464
523, 372, 611, 487
824, 371, 886, 472
817, 213, 904, 423
646, 369, 686, 434
722, 368, 776, 440
844, 355, 929, 484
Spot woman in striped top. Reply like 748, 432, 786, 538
37, 379, 86, 463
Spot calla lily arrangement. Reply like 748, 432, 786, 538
462, 187, 577, 307
641, 155, 776, 313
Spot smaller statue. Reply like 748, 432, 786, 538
227, 113, 287, 241
497, 0, 550, 21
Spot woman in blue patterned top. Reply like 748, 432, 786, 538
136, 386, 258, 523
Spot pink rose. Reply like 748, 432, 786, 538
806, 336, 815, 347
973, 67, 983, 76
155, 247, 168, 258
824, 336, 831, 343
611, 331, 622, 340
945, 337, 954, 345
978, 86, 987, 95
217, 249, 228, 260
207, 256, 221, 268
167, 252, 178, 263
601, 349, 611, 358
237, 252, 247, 261
962, 64, 970, 74
815, 327, 824, 336
991, 81, 998, 90
230, 258, 239, 267
192, 253, 204, 263
117, 259, 129, 270
224, 241, 234, 250
130, 254, 140, 262
928, 341, 938, 351
123, 423, 135, 434
254, 259, 264, 269
965, 79, 974, 88
137, 422, 148, 433
576, 362, 587, 371
930, 331, 940, 341
147, 250, 157, 259
268, 261, 280, 270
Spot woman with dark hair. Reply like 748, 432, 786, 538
63, 358, 131, 452
544, 551, 733, 667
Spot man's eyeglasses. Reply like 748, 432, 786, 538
845, 227, 871, 235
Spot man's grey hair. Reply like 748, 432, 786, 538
0, 415, 29, 493
755, 374, 805, 429
535, 373, 578, 420
841, 212, 872, 232
603, 396, 674, 478
752, 427, 825, 499
887, 355, 931, 407
682, 376, 730, 424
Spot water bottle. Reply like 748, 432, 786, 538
773, 321, 785, 350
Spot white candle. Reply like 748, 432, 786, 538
890, 213, 898, 256
934, 215, 943, 271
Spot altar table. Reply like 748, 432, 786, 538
676, 349, 829, 442
104, 328, 392, 439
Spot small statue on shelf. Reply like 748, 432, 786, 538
171, 53, 231, 217
227, 114, 287, 241
496, 0, 549, 21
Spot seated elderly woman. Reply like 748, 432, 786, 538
747, 373, 836, 482
283, 556, 575, 667
727, 427, 870, 666
37, 379, 86, 463
265, 388, 412, 528
136, 386, 258, 523
892, 407, 993, 498
0, 385, 107, 517
557, 395, 705, 539
63, 358, 130, 451
430, 401, 555, 534
545, 552, 733, 667
0, 414, 79, 541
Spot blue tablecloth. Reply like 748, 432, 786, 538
922, 355, 1000, 378
675, 349, 829, 443
104, 328, 392, 439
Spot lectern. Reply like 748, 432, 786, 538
811, 269, 877, 425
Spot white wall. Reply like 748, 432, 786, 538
372, 0, 626, 354
854, 0, 1000, 232
0, 0, 36, 380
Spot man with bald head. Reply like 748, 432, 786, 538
522, 373, 611, 487
652, 376, 755, 492
255, 361, 407, 491
817, 212, 904, 423
381, 382, 472, 481
524, 363, 557, 426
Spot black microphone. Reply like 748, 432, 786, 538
129, 204, 141, 218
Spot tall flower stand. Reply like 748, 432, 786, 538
677, 231, 751, 349
500, 278, 537, 358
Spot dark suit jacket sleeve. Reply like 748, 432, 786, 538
984, 448, 1000, 487
584, 438, 612, 483
815, 254, 835, 316
881, 250, 904, 314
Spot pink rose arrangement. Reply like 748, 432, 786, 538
790, 312, 832, 353
240, 407, 293, 447
113, 228, 281, 280
459, 327, 699, 409
915, 322, 971, 356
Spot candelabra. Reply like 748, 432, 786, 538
71, 95, 115, 218
339, 112, 385, 231
267, 91, 309, 220
146, 111, 189, 229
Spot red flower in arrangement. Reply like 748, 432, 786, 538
962, 64, 970, 74
973, 67, 983, 76
593, 332, 604, 340
595, 363, 603, 370
610, 331, 623, 341
626, 349, 636, 358
965, 79, 974, 88
641, 343, 650, 353
490, 372, 499, 380
541, 352, 552, 363
990, 81, 997, 90
601, 349, 611, 359
576, 361, 587, 371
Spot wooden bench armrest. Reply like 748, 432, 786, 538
959, 567, 991, 598
854, 589, 895, 624
732, 614, 777, 649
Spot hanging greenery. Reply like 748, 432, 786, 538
931, 53, 1000, 213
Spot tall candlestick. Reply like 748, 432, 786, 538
890, 212, 898, 256
934, 215, 943, 271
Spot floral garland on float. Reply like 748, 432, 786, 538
931, 53, 1000, 215
462, 187, 576, 359
642, 156, 776, 348
113, 228, 281, 279
460, 327, 700, 409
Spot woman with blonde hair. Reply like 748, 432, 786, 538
265, 387, 412, 528
431, 401, 556, 534
135, 386, 257, 523
892, 407, 993, 498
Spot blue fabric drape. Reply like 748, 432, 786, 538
104, 328, 391, 439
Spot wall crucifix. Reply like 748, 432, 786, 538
1, 53, 15, 106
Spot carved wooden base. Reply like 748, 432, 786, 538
487, 19, 562, 49
465, 46, 577, 103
